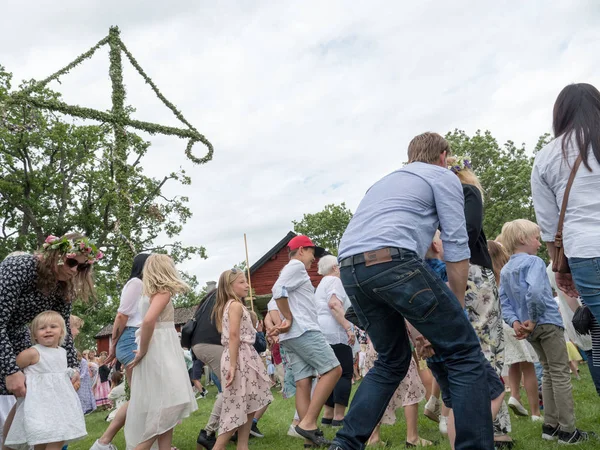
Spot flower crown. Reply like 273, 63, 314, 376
42, 235, 104, 265
449, 156, 472, 174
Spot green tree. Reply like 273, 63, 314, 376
292, 203, 353, 256
445, 129, 552, 261
0, 66, 207, 342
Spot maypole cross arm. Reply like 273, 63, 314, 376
7, 26, 214, 165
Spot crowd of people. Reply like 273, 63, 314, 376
1, 82, 600, 450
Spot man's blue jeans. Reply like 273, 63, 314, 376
332, 250, 494, 450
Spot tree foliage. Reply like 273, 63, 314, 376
445, 129, 552, 260
292, 203, 353, 256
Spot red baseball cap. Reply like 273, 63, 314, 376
288, 235, 325, 258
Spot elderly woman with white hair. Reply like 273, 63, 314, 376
315, 254, 356, 427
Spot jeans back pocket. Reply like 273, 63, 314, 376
372, 268, 439, 322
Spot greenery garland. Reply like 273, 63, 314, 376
6, 26, 213, 280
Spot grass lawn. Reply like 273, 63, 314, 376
71, 365, 600, 450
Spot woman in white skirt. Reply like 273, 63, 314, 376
125, 254, 197, 450
489, 240, 542, 420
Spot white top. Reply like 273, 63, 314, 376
117, 278, 144, 327
532, 137, 600, 258
271, 259, 320, 341
315, 276, 351, 345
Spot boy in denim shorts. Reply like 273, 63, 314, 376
269, 235, 342, 447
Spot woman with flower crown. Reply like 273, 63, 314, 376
0, 232, 101, 444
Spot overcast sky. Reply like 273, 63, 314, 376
2, 1, 599, 288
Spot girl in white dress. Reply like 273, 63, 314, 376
5, 311, 86, 449
124, 254, 197, 450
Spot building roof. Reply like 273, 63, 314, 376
249, 231, 296, 275
94, 304, 198, 338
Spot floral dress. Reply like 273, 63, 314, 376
219, 300, 273, 434
0, 255, 77, 395
364, 340, 425, 425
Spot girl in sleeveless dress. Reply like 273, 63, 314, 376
124, 254, 197, 450
211, 269, 273, 450
5, 311, 86, 449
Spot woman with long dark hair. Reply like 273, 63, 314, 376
532, 84, 600, 399
91, 253, 150, 450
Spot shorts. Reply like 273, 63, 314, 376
116, 327, 138, 366
280, 330, 340, 382
428, 358, 504, 409
192, 359, 204, 380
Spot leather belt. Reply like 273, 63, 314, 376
339, 247, 401, 268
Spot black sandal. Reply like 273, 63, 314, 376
295, 426, 331, 447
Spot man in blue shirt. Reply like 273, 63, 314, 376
329, 132, 496, 450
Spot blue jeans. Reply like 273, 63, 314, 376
585, 350, 600, 396
570, 257, 600, 324
333, 250, 494, 450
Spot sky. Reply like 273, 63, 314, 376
2, 1, 600, 288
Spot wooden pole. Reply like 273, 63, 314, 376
244, 233, 254, 311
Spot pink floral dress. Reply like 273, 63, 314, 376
219, 300, 273, 434
365, 340, 425, 425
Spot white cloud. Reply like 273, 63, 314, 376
2, 0, 598, 287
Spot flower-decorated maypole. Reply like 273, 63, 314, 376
6, 26, 214, 283
108, 26, 134, 281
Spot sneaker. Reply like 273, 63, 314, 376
531, 415, 543, 422
328, 446, 344, 450
250, 422, 264, 438
508, 397, 528, 416
196, 429, 216, 450
558, 429, 594, 444
196, 391, 206, 400
288, 424, 303, 439
542, 424, 560, 441
439, 415, 448, 436
90, 440, 118, 450
424, 396, 441, 423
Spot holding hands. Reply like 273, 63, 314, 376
513, 320, 536, 340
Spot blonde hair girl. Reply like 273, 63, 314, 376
212, 269, 247, 332
211, 269, 273, 450
124, 254, 197, 450
5, 311, 87, 449
487, 240, 510, 285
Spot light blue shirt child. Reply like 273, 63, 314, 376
499, 253, 564, 329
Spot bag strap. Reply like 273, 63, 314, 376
555, 155, 583, 247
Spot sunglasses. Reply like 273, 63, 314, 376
65, 258, 91, 272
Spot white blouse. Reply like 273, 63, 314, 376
117, 278, 144, 328
532, 137, 600, 258
315, 276, 351, 346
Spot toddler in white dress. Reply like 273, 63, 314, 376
5, 311, 86, 450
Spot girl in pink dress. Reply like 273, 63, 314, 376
211, 269, 273, 450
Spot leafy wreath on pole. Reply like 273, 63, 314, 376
5, 26, 213, 280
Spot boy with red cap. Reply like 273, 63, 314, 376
269, 235, 342, 447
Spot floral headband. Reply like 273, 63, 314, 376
449, 156, 472, 174
42, 235, 104, 265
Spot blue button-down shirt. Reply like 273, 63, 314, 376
338, 162, 470, 262
499, 253, 564, 328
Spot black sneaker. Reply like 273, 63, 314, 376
558, 429, 594, 444
542, 424, 560, 441
250, 422, 264, 438
196, 429, 216, 450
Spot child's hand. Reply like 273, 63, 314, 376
225, 367, 235, 388
268, 319, 292, 337
70, 371, 81, 391
513, 321, 525, 339
415, 336, 435, 359
127, 350, 146, 370
522, 320, 536, 335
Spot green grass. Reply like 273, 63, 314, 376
71, 366, 600, 449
